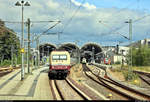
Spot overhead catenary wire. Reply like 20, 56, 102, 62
68, 0, 72, 9
102, 0, 138, 21
1, 20, 61, 36
99, 21, 123, 36
51, 0, 71, 41
42, 21, 61, 35
61, 0, 85, 33
137, 0, 140, 10
2, 20, 59, 24
98, 0, 149, 37
0, 25, 17, 36
32, 21, 61, 42
99, 12, 150, 38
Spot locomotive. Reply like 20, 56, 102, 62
104, 58, 111, 65
82, 58, 86, 64
48, 50, 71, 79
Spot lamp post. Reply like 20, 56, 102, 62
15, 0, 30, 80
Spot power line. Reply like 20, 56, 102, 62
32, 21, 61, 42
0, 25, 17, 35
68, 0, 72, 9
42, 21, 61, 34
3, 20, 59, 23
31, 20, 60, 23
1, 20, 61, 36
102, 0, 137, 21
137, 0, 140, 10
99, 13, 150, 38
133, 14, 150, 23
61, 0, 85, 33
98, 0, 147, 35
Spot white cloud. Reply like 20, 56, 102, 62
0, 0, 150, 46
47, 0, 59, 9
71, 0, 96, 10
83, 2, 96, 10
71, 0, 81, 6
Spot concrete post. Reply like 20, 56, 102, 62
27, 18, 31, 73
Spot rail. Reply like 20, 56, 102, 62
82, 64, 150, 100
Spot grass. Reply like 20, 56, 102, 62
111, 64, 142, 86
132, 66, 150, 72
69, 64, 86, 84
0, 60, 11, 67
112, 64, 150, 72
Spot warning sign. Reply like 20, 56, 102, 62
20, 48, 25, 53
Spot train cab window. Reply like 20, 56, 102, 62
60, 55, 67, 60
52, 55, 59, 60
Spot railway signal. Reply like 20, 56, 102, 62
20, 48, 25, 53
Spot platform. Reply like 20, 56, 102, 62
0, 66, 53, 100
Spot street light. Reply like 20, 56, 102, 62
15, 0, 30, 80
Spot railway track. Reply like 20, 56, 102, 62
49, 78, 90, 100
0, 67, 20, 77
92, 63, 150, 87
133, 71, 150, 86
83, 64, 150, 100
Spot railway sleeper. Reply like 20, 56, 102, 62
49, 70, 68, 79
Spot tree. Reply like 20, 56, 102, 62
0, 20, 20, 66
130, 45, 150, 66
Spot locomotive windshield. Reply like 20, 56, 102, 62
60, 55, 67, 60
52, 55, 59, 60
52, 54, 67, 60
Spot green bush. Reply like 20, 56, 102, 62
115, 61, 121, 64
0, 60, 11, 67
130, 45, 150, 66
16, 53, 21, 64
123, 71, 138, 81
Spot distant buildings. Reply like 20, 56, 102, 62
103, 46, 129, 64
129, 38, 150, 48
103, 38, 150, 65
112, 46, 129, 65
138, 38, 150, 47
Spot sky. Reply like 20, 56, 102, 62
0, 0, 150, 47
